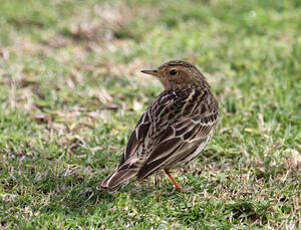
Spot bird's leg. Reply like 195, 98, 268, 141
157, 191, 161, 202
164, 169, 183, 191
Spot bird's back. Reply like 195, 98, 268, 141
139, 87, 217, 178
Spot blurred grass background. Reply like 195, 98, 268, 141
0, 0, 300, 228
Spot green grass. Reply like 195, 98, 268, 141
1, 0, 301, 228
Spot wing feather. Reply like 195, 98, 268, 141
119, 111, 150, 166
136, 89, 218, 179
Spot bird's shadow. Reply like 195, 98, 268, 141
39, 176, 159, 216
44, 175, 193, 216
10, 158, 195, 220
15, 154, 197, 218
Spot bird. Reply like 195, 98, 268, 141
98, 60, 218, 192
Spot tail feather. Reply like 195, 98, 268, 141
98, 169, 137, 192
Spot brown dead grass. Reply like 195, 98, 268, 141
1, 1, 157, 115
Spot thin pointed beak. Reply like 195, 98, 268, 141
141, 69, 161, 77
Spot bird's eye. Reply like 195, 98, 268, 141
169, 69, 177, 75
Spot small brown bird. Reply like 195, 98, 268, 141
98, 60, 218, 192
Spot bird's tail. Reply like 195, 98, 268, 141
97, 168, 137, 192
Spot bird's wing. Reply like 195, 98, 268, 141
136, 88, 218, 179
117, 110, 151, 168
117, 88, 182, 168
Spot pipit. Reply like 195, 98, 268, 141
98, 60, 218, 192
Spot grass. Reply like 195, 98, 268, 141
0, 0, 300, 228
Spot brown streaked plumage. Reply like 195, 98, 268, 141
98, 60, 218, 192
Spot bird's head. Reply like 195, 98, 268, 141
141, 60, 209, 90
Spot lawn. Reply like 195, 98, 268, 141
0, 0, 300, 229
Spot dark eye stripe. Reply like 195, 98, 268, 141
170, 69, 177, 75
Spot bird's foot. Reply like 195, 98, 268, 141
172, 186, 193, 193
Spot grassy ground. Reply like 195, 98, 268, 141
1, 0, 301, 229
